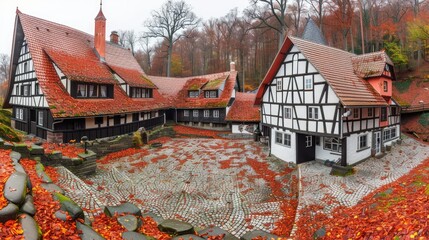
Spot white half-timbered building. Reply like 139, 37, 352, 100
255, 36, 400, 166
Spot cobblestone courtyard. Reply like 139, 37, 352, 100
56, 139, 297, 237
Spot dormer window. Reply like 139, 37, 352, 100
73, 82, 112, 98
205, 90, 217, 98
188, 90, 199, 98
130, 87, 153, 98
383, 81, 388, 92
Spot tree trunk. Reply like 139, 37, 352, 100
167, 40, 173, 77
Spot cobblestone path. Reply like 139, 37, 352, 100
57, 139, 297, 237
298, 137, 429, 215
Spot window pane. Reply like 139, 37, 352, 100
275, 132, 282, 144
77, 84, 86, 97
100, 85, 107, 97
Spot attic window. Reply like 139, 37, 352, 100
130, 87, 153, 98
204, 90, 217, 98
74, 82, 111, 99
188, 90, 199, 98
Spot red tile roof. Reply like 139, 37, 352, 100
255, 36, 389, 107
151, 72, 238, 109
351, 51, 394, 78
13, 12, 168, 118
226, 92, 260, 122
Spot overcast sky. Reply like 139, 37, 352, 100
0, 0, 251, 55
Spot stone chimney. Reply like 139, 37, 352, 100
94, 1, 106, 60
110, 31, 119, 44
230, 62, 236, 72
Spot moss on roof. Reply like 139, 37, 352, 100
202, 77, 226, 90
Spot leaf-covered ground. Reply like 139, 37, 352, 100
296, 156, 429, 239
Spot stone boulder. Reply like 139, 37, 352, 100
117, 215, 139, 232
0, 203, 19, 223
122, 231, 148, 240
40, 183, 65, 195
4, 171, 28, 205
198, 226, 238, 240
54, 210, 68, 221
19, 213, 42, 240
54, 192, 84, 220
142, 211, 164, 224
76, 222, 105, 240
21, 195, 36, 216
240, 230, 279, 240
104, 202, 142, 217
158, 219, 194, 236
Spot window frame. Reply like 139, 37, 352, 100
383, 81, 388, 92
380, 107, 387, 121
284, 107, 292, 119
193, 110, 199, 117
94, 117, 103, 125
283, 133, 291, 147
183, 110, 189, 117
358, 134, 368, 150
304, 77, 313, 90
188, 90, 199, 98
213, 110, 220, 118
277, 79, 282, 91
305, 136, 313, 148
203, 110, 210, 118
308, 107, 319, 120
353, 108, 359, 119
38, 111, 44, 126
367, 108, 373, 117
323, 137, 342, 152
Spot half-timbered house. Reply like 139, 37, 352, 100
150, 63, 240, 129
4, 6, 169, 143
255, 36, 400, 166
225, 92, 260, 134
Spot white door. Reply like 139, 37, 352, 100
375, 131, 381, 154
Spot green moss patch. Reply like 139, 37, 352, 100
418, 113, 429, 126
393, 79, 412, 93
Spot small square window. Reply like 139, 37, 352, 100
193, 110, 199, 117
77, 84, 87, 97
204, 110, 209, 118
304, 78, 313, 90
353, 109, 359, 118
184, 110, 189, 117
284, 134, 291, 147
308, 107, 318, 120
305, 136, 313, 148
94, 117, 103, 125
275, 132, 282, 144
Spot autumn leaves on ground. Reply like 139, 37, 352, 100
1, 125, 429, 238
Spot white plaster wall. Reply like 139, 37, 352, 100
346, 132, 372, 165
315, 144, 341, 162
270, 128, 296, 163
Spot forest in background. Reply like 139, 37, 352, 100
1, 0, 429, 91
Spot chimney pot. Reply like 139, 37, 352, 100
230, 62, 236, 72
110, 31, 119, 44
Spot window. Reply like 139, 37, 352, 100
15, 85, 19, 95
284, 134, 291, 147
77, 84, 87, 97
284, 107, 292, 119
275, 132, 283, 144
353, 109, 359, 118
94, 117, 103, 125
391, 107, 397, 116
100, 85, 108, 97
141, 112, 151, 120
22, 85, 30, 96
15, 108, 24, 120
383, 128, 397, 141
34, 83, 39, 95
367, 108, 373, 117
24, 62, 28, 73
315, 136, 320, 146
381, 107, 387, 121
292, 54, 299, 74
308, 107, 319, 120
188, 90, 199, 98
204, 91, 217, 98
114, 115, 121, 125
383, 81, 388, 92
204, 110, 209, 118
275, 132, 291, 147
324, 137, 342, 152
184, 110, 189, 117
38, 111, 43, 126
130, 87, 152, 98
358, 135, 368, 150
304, 77, 313, 90
193, 110, 199, 117
213, 110, 220, 118
89, 85, 98, 97
277, 79, 282, 91
306, 136, 313, 147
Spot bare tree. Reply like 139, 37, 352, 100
289, 0, 306, 35
0, 54, 9, 83
117, 30, 138, 55
246, 0, 290, 48
138, 37, 153, 73
143, 0, 199, 77
306, 0, 329, 33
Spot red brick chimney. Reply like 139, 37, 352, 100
110, 31, 119, 44
94, 1, 106, 60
